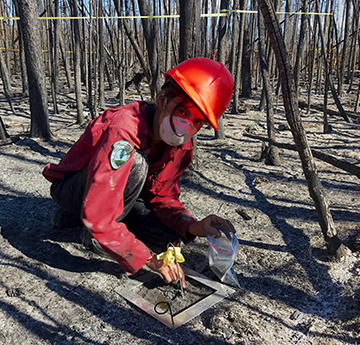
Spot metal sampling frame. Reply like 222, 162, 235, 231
115, 266, 235, 329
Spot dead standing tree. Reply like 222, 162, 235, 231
256, 0, 347, 258
179, 0, 196, 62
0, 49, 15, 114
314, 0, 350, 125
231, 0, 246, 113
215, 0, 229, 140
138, 0, 162, 99
257, 11, 280, 166
179, 0, 201, 167
70, 0, 84, 125
0, 116, 11, 146
14, 0, 51, 139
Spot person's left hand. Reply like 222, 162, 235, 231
188, 215, 236, 239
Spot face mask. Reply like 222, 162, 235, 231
159, 115, 193, 146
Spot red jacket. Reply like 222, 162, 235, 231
43, 101, 196, 274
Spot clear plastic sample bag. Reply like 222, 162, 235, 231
206, 229, 240, 288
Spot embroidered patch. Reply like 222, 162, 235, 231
110, 140, 134, 170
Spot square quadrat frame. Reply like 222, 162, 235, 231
115, 266, 235, 329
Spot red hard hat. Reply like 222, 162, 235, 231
164, 57, 234, 130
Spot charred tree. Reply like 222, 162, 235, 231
0, 116, 11, 146
59, 33, 73, 91
338, 0, 350, 96
0, 50, 15, 114
314, 0, 350, 123
70, 0, 84, 125
17, 17, 29, 96
47, 0, 59, 114
258, 11, 280, 166
164, 0, 174, 71
15, 0, 51, 139
256, 0, 347, 258
242, 16, 252, 98
345, 0, 359, 92
230, 0, 240, 77
179, 0, 201, 167
179, 0, 194, 62
232, 0, 246, 113
138, 0, 162, 99
215, 0, 229, 140
293, 0, 308, 100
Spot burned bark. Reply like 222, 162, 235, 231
215, 0, 229, 140
0, 116, 11, 146
231, 0, 246, 113
138, 0, 162, 99
256, 0, 347, 258
258, 11, 281, 166
15, 0, 51, 139
0, 50, 15, 114
70, 0, 84, 125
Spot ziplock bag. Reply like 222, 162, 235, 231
206, 229, 240, 288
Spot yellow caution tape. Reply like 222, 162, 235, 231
222, 9, 333, 15
156, 247, 184, 266
0, 10, 332, 21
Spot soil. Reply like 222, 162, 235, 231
136, 275, 215, 315
0, 80, 360, 344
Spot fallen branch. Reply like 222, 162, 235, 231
298, 100, 359, 120
0, 138, 12, 146
244, 133, 360, 179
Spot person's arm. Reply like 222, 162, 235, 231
148, 147, 236, 240
81, 127, 151, 274
81, 126, 186, 287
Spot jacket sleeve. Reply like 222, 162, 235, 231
147, 149, 197, 242
81, 125, 151, 274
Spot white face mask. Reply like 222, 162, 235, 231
159, 115, 192, 146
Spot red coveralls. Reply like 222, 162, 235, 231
43, 101, 197, 274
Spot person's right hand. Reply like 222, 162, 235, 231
145, 252, 186, 288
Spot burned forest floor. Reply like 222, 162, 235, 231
0, 79, 360, 345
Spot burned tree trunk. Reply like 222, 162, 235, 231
215, 0, 229, 140
164, 0, 174, 71
15, 0, 51, 139
98, 5, 105, 110
256, 0, 347, 258
138, 0, 162, 99
114, 0, 151, 87
293, 0, 308, 100
0, 116, 11, 146
59, 33, 73, 91
258, 11, 281, 166
241, 21, 252, 98
0, 50, 15, 114
70, 0, 84, 125
179, 0, 194, 62
338, 0, 350, 96
179, 0, 201, 167
17, 19, 29, 96
314, 0, 350, 123
47, 0, 59, 115
232, 0, 246, 113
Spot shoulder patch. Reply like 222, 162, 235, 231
110, 140, 134, 170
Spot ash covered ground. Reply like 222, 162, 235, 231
0, 82, 360, 344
